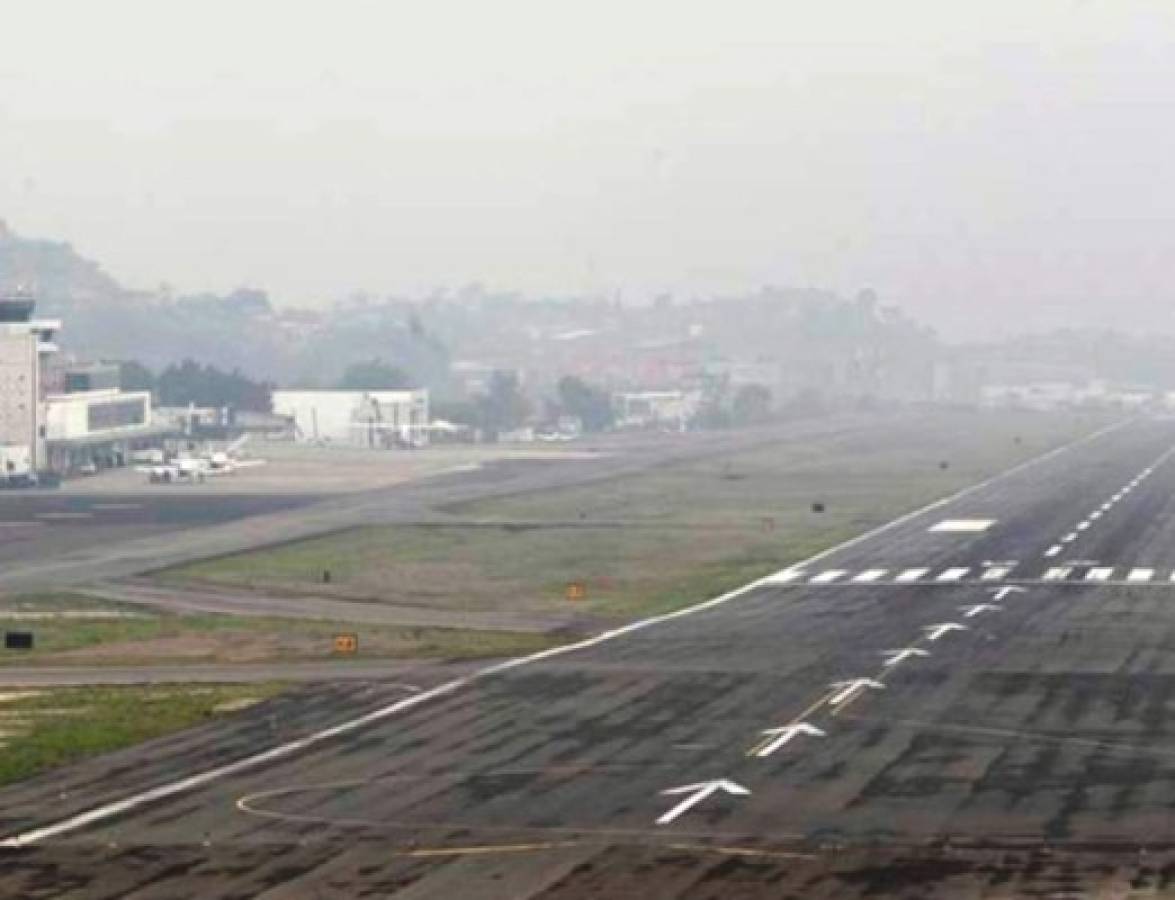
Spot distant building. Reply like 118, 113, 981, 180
0, 293, 166, 475
273, 389, 429, 447
0, 291, 59, 472
613, 390, 699, 431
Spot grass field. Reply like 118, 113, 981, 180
0, 683, 285, 786
0, 593, 558, 666
159, 409, 1112, 620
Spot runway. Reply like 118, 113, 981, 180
4, 416, 1175, 895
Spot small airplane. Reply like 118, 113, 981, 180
137, 435, 266, 484
960, 603, 1000, 618
923, 622, 968, 641
881, 647, 929, 667
204, 435, 267, 474
828, 678, 884, 706
136, 456, 210, 484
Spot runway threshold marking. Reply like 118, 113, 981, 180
936, 567, 969, 582
0, 417, 1131, 847
894, 568, 930, 583
810, 570, 847, 584
981, 566, 1013, 581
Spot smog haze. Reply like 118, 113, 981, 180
3, 1, 1175, 337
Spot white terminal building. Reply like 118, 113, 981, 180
0, 292, 165, 477
273, 389, 429, 448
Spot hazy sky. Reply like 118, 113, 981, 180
4, 1, 1175, 337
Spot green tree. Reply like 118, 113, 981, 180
157, 359, 273, 412
476, 370, 530, 436
118, 360, 156, 393
731, 384, 773, 426
338, 359, 414, 390
556, 376, 614, 432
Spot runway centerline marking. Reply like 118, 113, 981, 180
810, 570, 847, 584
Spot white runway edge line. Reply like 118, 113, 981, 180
0, 417, 1134, 849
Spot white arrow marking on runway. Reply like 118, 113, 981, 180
656, 780, 750, 825
882, 647, 929, 667
1086, 567, 1114, 582
989, 586, 1026, 601
961, 603, 1000, 618
924, 622, 968, 641
753, 723, 826, 758
1090, 511, 1103, 520
1061, 533, 1078, 543
894, 568, 930, 583
1077, 522, 1090, 531
936, 567, 970, 582
828, 678, 885, 706
1042, 567, 1072, 581
810, 570, 848, 584
981, 566, 1014, 581
1044, 545, 1063, 558
852, 569, 888, 583
1127, 568, 1154, 583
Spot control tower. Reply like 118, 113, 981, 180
0, 290, 61, 472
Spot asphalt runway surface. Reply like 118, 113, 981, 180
8, 417, 1175, 896
0, 492, 320, 569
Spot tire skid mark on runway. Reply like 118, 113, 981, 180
0, 417, 1136, 846
839, 714, 1175, 761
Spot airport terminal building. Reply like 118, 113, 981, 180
0, 292, 167, 478
0, 291, 60, 474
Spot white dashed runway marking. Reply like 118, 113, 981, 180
810, 570, 847, 584
894, 568, 930, 583
778, 565, 1175, 586
936, 567, 970, 582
